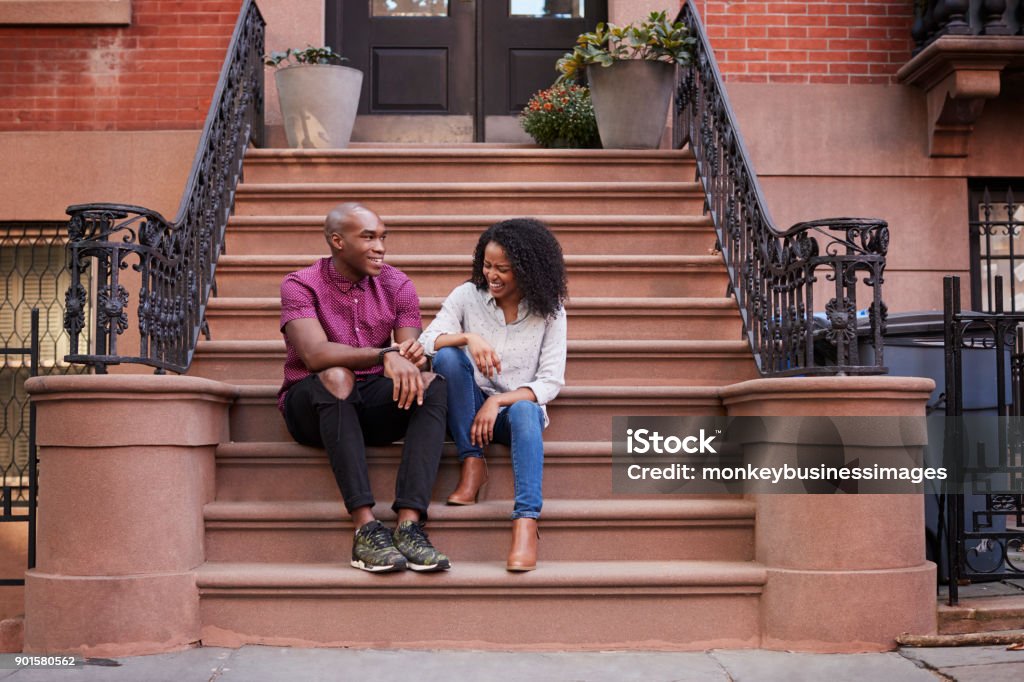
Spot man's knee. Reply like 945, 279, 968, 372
422, 371, 447, 400
319, 367, 355, 400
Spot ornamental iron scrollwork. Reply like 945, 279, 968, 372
674, 2, 888, 376
63, 0, 265, 374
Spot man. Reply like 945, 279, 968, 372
278, 202, 450, 573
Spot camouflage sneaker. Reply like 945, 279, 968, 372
351, 520, 407, 573
393, 520, 451, 572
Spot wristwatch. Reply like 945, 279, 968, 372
378, 346, 400, 365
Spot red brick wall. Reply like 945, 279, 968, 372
0, 0, 243, 131
692, 0, 916, 84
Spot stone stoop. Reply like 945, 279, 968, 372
188, 145, 766, 649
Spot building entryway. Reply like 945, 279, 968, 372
328, 0, 606, 142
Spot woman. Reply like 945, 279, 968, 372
419, 218, 568, 571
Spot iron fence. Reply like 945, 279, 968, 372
943, 274, 1024, 604
1, 221, 91, 584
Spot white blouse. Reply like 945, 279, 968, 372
419, 282, 567, 425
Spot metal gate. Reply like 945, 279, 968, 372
1, 221, 89, 585
942, 275, 1024, 604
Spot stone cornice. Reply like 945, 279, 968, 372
898, 35, 1024, 157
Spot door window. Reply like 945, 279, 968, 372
372, 0, 448, 17
510, 0, 586, 19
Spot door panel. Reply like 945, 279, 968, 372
371, 48, 450, 111
330, 0, 474, 115
483, 1, 607, 116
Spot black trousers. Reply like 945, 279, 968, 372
283, 373, 447, 517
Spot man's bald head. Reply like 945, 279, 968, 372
325, 202, 379, 243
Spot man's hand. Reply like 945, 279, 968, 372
466, 333, 502, 379
471, 395, 502, 446
397, 338, 426, 368
383, 350, 424, 409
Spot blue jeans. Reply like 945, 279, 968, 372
432, 346, 544, 520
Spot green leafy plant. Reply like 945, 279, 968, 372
519, 82, 600, 149
556, 11, 696, 83
264, 45, 348, 68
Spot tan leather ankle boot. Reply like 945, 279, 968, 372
447, 456, 488, 505
506, 518, 538, 572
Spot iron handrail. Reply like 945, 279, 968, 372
63, 0, 265, 373
674, 1, 889, 376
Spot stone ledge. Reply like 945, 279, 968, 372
0, 0, 131, 25
897, 35, 1024, 157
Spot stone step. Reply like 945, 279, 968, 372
224, 214, 717, 256
938, 593, 1024, 635
204, 296, 743, 342
226, 384, 725, 443
214, 440, 720, 503
189, 339, 757, 385
196, 560, 765, 649
212, 254, 729, 298
233, 181, 706, 216
203, 498, 755, 564
242, 147, 697, 184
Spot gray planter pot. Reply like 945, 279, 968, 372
275, 64, 363, 149
588, 60, 675, 149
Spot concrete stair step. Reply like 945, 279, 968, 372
189, 339, 756, 385
233, 181, 706, 216
214, 440, 726, 502
203, 498, 755, 563
226, 384, 725, 443
196, 559, 765, 649
225, 214, 717, 256
242, 147, 696, 184
204, 296, 743, 341
212, 254, 728, 298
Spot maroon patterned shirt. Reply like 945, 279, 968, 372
278, 257, 422, 411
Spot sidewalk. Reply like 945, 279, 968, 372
1, 645, 1022, 682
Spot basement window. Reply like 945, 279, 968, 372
970, 180, 1024, 312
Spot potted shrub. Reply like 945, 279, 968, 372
556, 12, 695, 149
265, 46, 362, 149
519, 82, 601, 149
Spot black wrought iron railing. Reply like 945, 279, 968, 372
942, 275, 1024, 604
674, 1, 889, 377
63, 0, 265, 374
913, 0, 1023, 54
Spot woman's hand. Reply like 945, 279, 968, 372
471, 396, 502, 446
465, 333, 502, 378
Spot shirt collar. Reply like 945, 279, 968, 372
482, 288, 528, 321
324, 257, 367, 293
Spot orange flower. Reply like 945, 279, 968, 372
543, 102, 553, 110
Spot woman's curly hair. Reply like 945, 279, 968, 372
470, 218, 568, 320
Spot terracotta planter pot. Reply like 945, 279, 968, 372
275, 64, 363, 149
588, 60, 675, 149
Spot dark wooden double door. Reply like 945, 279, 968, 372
328, 1, 607, 140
